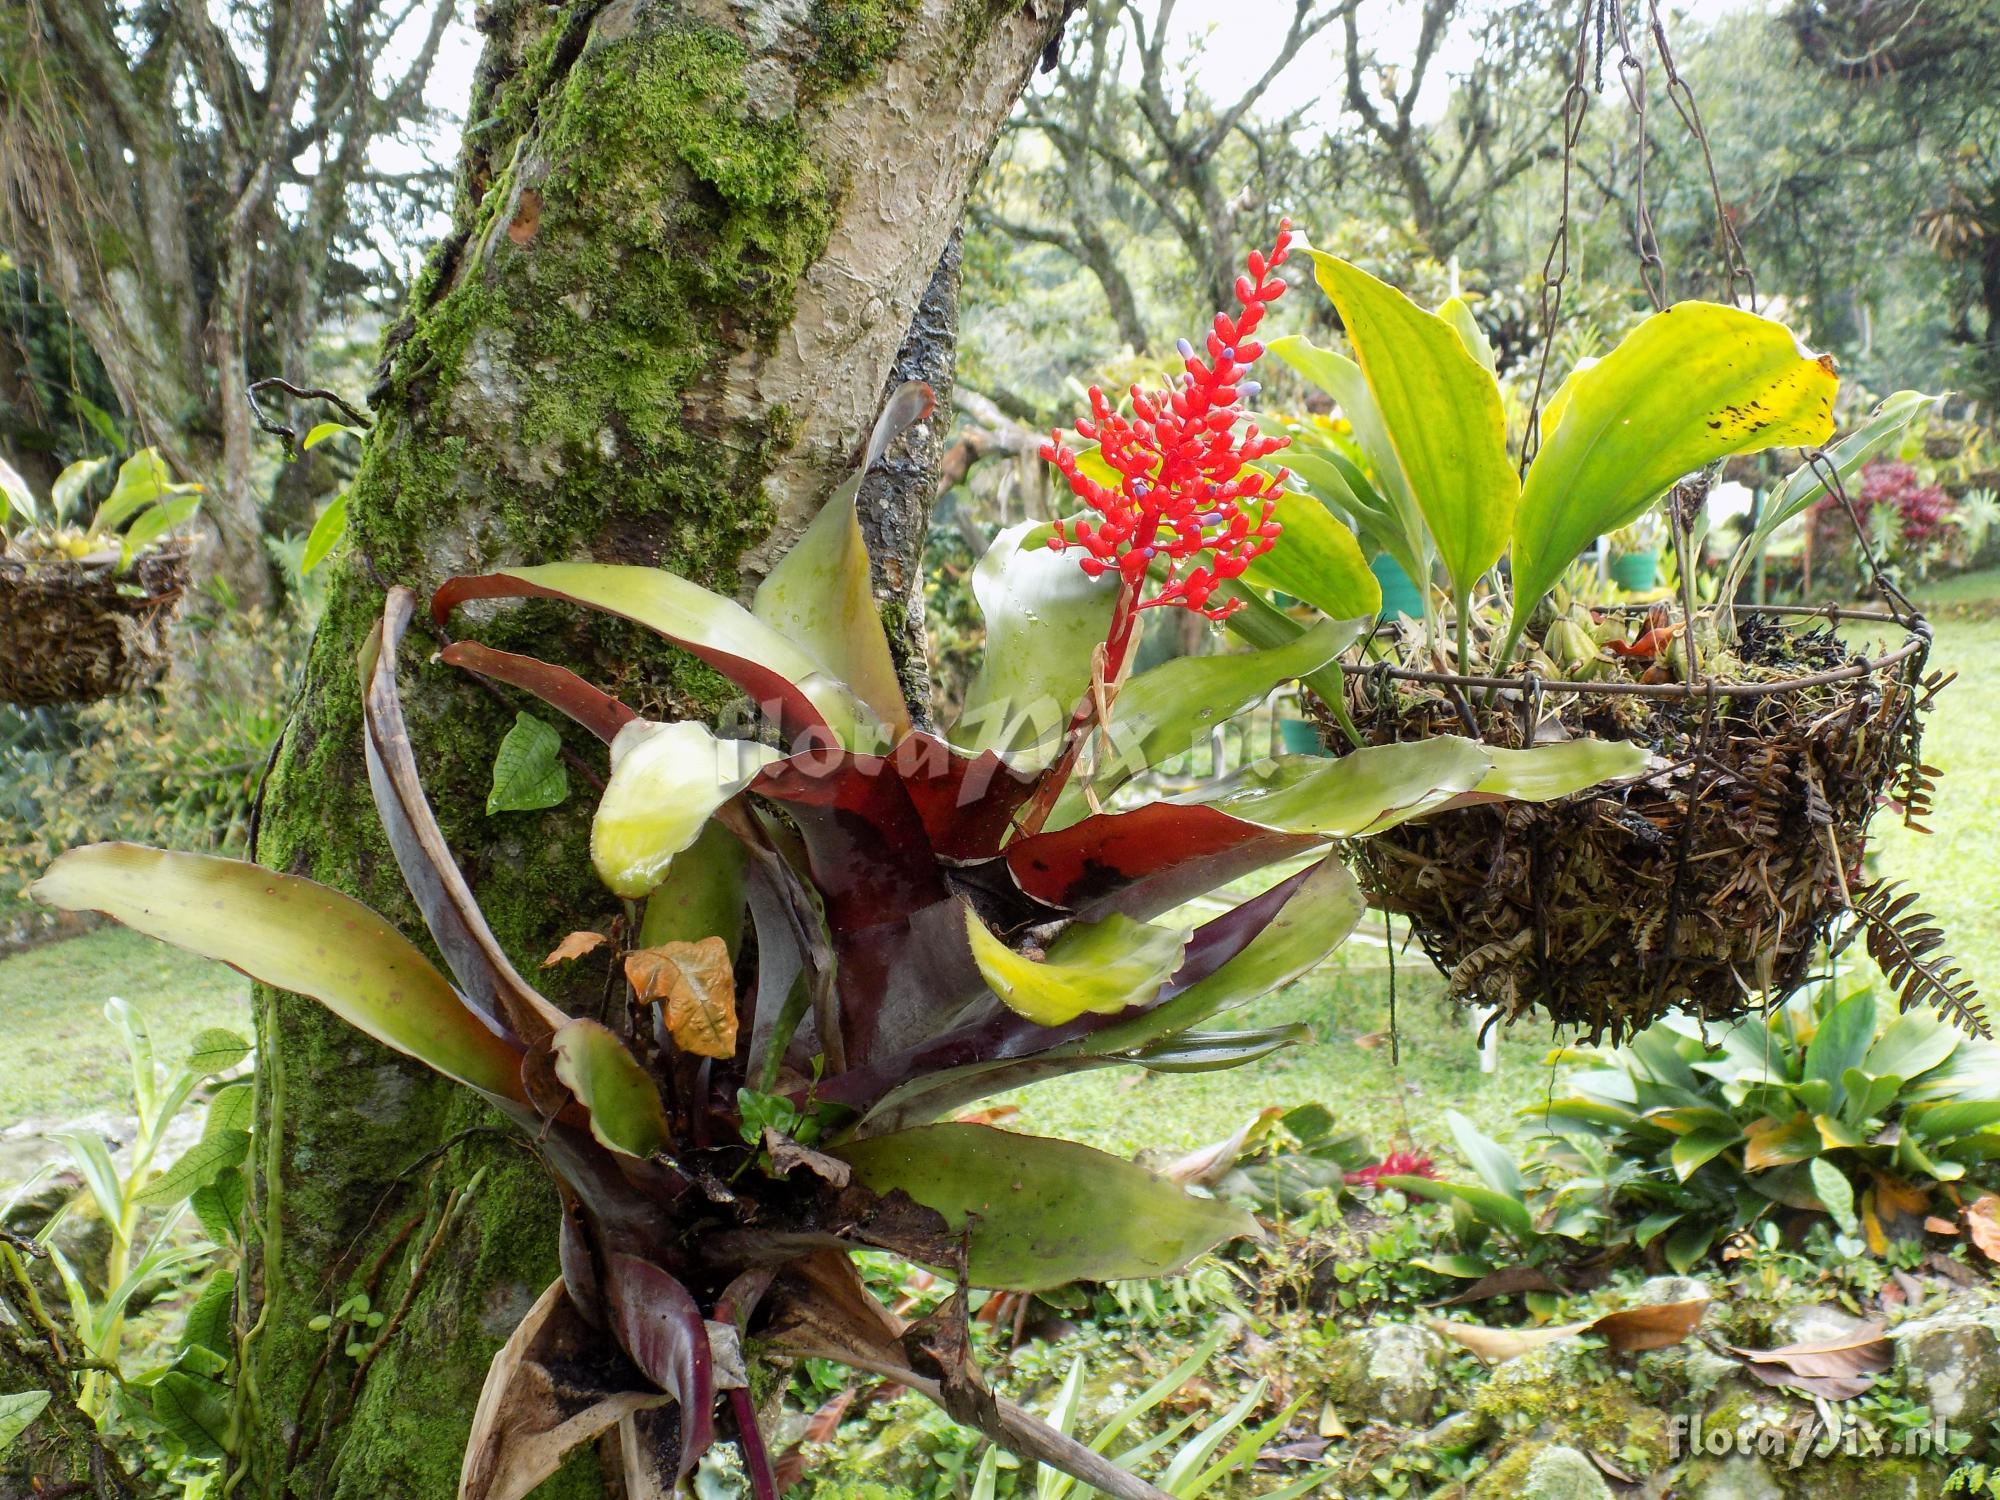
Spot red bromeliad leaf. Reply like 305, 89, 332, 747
440, 641, 637, 745
604, 1255, 717, 1479
363, 589, 571, 1045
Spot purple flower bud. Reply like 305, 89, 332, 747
1176, 338, 1195, 360
1237, 381, 1260, 401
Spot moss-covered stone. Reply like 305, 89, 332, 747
1472, 1344, 1673, 1477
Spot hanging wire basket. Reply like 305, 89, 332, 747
0, 542, 192, 707
1310, 600, 1945, 1041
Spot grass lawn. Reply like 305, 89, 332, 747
0, 928, 249, 1126
1, 583, 1993, 1154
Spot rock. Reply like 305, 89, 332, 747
1635, 1274, 1716, 1317
1770, 1302, 1873, 1347
1416, 1408, 1489, 1455
1893, 1303, 2000, 1444
1323, 1322, 1445, 1426
1469, 1440, 1612, 1500
1520, 1444, 1613, 1499
1682, 1453, 1787, 1499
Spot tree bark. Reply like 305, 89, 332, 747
245, 3, 1067, 1495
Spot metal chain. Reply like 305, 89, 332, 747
1523, 0, 1761, 471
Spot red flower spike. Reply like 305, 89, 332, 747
1042, 223, 1294, 623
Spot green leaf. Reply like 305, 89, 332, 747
182, 1268, 238, 1357
94, 448, 198, 533
1446, 1110, 1523, 1198
302, 421, 366, 450
203, 1084, 253, 1142
118, 491, 199, 571
1470, 741, 1651, 802
753, 490, 911, 741
1507, 302, 1839, 653
967, 909, 1188, 1027
1304, 252, 1518, 607
638, 818, 747, 957
51, 455, 110, 520
0, 454, 37, 530
0, 1391, 51, 1455
1082, 855, 1365, 1055
150, 1371, 230, 1461
1906, 1100, 2000, 1141
1729, 391, 1937, 589
452, 562, 883, 751
487, 712, 571, 816
52, 1130, 123, 1227
834, 1123, 1256, 1290
31, 844, 528, 1103
550, 1018, 671, 1158
954, 520, 1119, 763
188, 1172, 245, 1246
1264, 337, 1430, 587
590, 720, 780, 898
1633, 1210, 1684, 1248
1050, 616, 1362, 823
1237, 486, 1381, 621
133, 1130, 250, 1207
1863, 1006, 1960, 1084
187, 1028, 251, 1077
1810, 1157, 1859, 1236
300, 492, 349, 575
1670, 1128, 1741, 1182
1190, 735, 1494, 837
1804, 987, 1877, 1109
1410, 1253, 1496, 1279
1388, 1175, 1536, 1241
1438, 295, 1497, 374
1663, 1221, 1716, 1274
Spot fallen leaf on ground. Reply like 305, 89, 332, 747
1725, 1320, 1891, 1399
542, 930, 609, 967
626, 938, 737, 1059
1924, 1215, 1961, 1236
1435, 1264, 1565, 1306
1966, 1194, 2000, 1262
1427, 1297, 1707, 1364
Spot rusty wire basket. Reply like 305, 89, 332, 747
1311, 603, 1945, 1040
0, 542, 192, 708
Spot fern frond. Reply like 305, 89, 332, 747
1852, 880, 1988, 1037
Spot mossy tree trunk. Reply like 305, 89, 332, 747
245, 2, 1069, 1494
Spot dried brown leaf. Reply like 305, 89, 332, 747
1426, 1298, 1707, 1364
1725, 1319, 1891, 1400
626, 938, 737, 1060
541, 930, 609, 967
1966, 1194, 2000, 1262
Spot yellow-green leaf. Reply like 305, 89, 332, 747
550, 1018, 671, 1158
590, 720, 780, 899
1304, 252, 1518, 605
967, 909, 1188, 1027
1508, 302, 1839, 650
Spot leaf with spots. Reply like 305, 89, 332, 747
627, 938, 739, 1060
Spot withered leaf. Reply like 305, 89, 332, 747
1427, 1297, 1707, 1364
1435, 1264, 1566, 1307
626, 937, 738, 1060
1966, 1194, 2000, 1262
542, 930, 609, 967
1725, 1320, 1891, 1399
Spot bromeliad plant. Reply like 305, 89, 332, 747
31, 236, 1645, 1500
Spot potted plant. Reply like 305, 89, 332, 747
1606, 516, 1664, 592
32, 232, 1646, 1499
0, 448, 203, 706
1198, 250, 1971, 1041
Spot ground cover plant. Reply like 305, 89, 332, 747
25, 232, 1645, 1499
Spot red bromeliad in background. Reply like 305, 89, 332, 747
1041, 221, 1295, 657
1345, 1151, 1439, 1188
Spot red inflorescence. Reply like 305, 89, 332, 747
1343, 1151, 1439, 1189
1040, 223, 1295, 619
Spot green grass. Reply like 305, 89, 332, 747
0, 928, 249, 1125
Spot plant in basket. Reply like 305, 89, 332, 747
1147, 245, 1976, 1042
29, 231, 1647, 1500
0, 447, 203, 707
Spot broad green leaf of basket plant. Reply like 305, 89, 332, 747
834, 1123, 1256, 1290
0, 1390, 51, 1455
1236, 483, 1381, 622
1506, 301, 1840, 658
1304, 252, 1518, 610
30, 843, 528, 1103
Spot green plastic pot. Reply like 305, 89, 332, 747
1277, 719, 1332, 757
1370, 554, 1424, 620
1610, 551, 1660, 591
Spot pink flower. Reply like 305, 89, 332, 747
1344, 1151, 1438, 1188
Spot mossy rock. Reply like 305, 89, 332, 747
1323, 1321, 1446, 1426
1470, 1441, 1612, 1500
1472, 1343, 1673, 1475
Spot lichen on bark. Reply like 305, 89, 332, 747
243, 1, 1067, 1494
